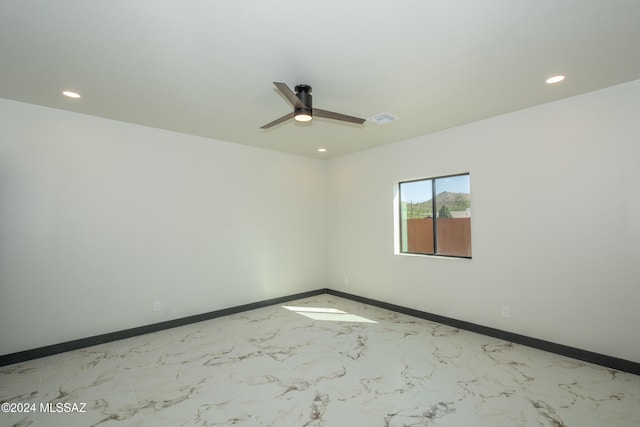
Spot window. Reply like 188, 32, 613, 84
399, 173, 471, 258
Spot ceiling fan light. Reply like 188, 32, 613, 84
294, 112, 312, 122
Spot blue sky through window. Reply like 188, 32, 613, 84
400, 175, 469, 203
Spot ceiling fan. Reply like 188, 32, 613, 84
260, 82, 366, 129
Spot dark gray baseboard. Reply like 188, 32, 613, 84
0, 289, 325, 367
2, 288, 638, 376
326, 289, 640, 376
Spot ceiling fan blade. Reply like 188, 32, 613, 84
260, 112, 295, 129
273, 82, 305, 108
313, 108, 366, 125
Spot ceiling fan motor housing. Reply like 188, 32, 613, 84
295, 85, 312, 115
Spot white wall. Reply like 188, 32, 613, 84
0, 99, 327, 355
327, 80, 640, 363
3, 81, 639, 363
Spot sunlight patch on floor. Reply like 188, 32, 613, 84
281, 306, 377, 323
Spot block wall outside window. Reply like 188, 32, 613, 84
399, 173, 471, 258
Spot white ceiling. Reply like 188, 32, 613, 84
1, 1, 639, 159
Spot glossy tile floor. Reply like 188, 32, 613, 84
1, 294, 638, 427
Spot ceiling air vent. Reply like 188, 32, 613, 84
368, 112, 398, 125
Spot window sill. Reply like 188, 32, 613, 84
394, 252, 472, 260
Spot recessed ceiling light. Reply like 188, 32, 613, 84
62, 90, 81, 98
317, 148, 327, 153
545, 75, 565, 84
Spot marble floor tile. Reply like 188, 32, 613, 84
1, 294, 638, 426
